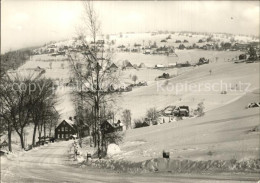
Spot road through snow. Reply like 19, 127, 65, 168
1, 141, 259, 183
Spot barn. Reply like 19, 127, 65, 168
55, 119, 77, 140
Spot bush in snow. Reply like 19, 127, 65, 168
195, 102, 205, 117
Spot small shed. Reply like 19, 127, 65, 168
139, 63, 146, 68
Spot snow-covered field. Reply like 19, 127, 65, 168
18, 48, 247, 120
3, 33, 259, 162
74, 60, 259, 163
105, 89, 260, 162
115, 50, 244, 67
118, 61, 259, 119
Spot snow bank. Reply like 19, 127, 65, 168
77, 156, 85, 163
107, 144, 121, 157
142, 158, 260, 173
85, 158, 260, 174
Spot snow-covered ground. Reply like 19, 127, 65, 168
118, 61, 259, 119
3, 33, 259, 160
101, 89, 260, 163
2, 140, 258, 182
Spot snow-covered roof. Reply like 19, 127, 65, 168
168, 63, 177, 66
57, 119, 75, 128
106, 119, 124, 127
155, 64, 164, 67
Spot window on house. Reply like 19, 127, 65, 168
61, 134, 64, 138
65, 127, 68, 131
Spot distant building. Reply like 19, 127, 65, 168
122, 60, 134, 69
143, 49, 151, 54
233, 43, 250, 51
97, 40, 105, 45
155, 64, 165, 68
139, 63, 146, 68
101, 119, 123, 134
168, 63, 177, 68
109, 63, 118, 70
0, 140, 8, 149
239, 54, 247, 60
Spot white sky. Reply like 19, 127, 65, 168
1, 1, 259, 53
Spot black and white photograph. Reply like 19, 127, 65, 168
0, 1, 259, 182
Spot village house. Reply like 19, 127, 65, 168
122, 60, 134, 69
101, 119, 123, 134
155, 64, 165, 68
55, 118, 77, 140
139, 63, 146, 68
233, 43, 250, 51
109, 63, 118, 71
168, 63, 177, 68
143, 49, 151, 54
47, 44, 58, 53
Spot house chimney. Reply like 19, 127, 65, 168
69, 116, 72, 121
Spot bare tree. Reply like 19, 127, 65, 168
146, 107, 159, 124
195, 102, 205, 117
132, 75, 138, 84
122, 109, 132, 129
67, 1, 122, 157
49, 62, 52, 69
0, 80, 13, 151
0, 72, 58, 149
0, 75, 36, 149
30, 79, 58, 146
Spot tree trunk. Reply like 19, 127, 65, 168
32, 123, 37, 146
96, 101, 101, 157
7, 123, 12, 152
44, 120, 46, 140
49, 123, 52, 137
130, 116, 132, 129
18, 131, 25, 149
94, 107, 97, 147
38, 123, 42, 143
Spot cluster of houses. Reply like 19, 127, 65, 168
32, 39, 107, 56
154, 57, 210, 70
117, 41, 259, 54
54, 117, 124, 140
33, 37, 259, 58
117, 43, 178, 56
134, 105, 190, 128
33, 44, 67, 56
110, 60, 147, 70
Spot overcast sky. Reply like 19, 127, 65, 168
1, 1, 259, 53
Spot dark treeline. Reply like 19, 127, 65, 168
0, 49, 32, 76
